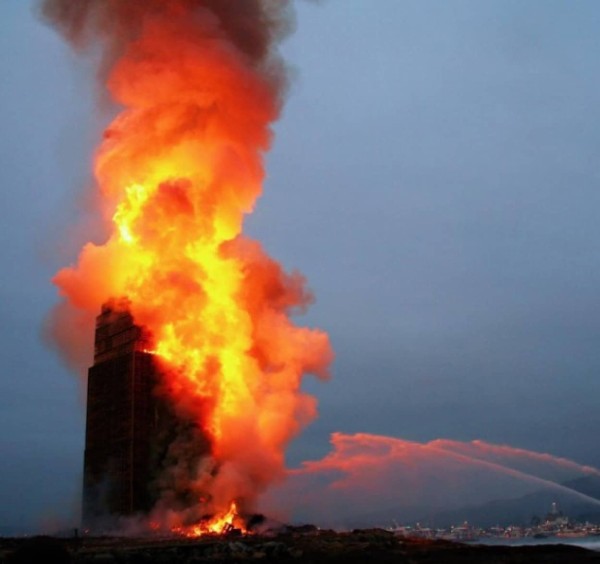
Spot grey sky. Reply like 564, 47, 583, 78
1, 0, 600, 532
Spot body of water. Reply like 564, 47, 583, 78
475, 537, 600, 551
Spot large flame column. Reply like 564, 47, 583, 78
43, 0, 333, 526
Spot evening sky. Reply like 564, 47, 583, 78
1, 0, 600, 532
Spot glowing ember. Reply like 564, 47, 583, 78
43, 0, 333, 522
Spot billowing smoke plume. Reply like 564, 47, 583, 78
41, 0, 294, 66
41, 0, 332, 529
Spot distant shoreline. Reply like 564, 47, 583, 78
474, 536, 600, 551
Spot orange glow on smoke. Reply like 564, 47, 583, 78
50, 1, 333, 519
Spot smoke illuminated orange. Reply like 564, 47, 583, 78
45, 0, 333, 524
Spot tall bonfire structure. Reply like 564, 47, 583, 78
84, 306, 153, 519
84, 305, 189, 522
43, 0, 332, 532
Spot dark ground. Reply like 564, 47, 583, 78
2, 528, 600, 563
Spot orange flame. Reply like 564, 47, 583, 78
172, 502, 245, 538
46, 1, 333, 519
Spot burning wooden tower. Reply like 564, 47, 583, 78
45, 0, 333, 532
82, 305, 171, 523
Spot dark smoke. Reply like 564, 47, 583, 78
40, 0, 294, 59
40, 0, 294, 81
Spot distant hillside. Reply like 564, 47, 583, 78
562, 475, 600, 499
345, 475, 600, 529
418, 475, 600, 528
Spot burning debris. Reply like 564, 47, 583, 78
170, 502, 246, 537
41, 0, 333, 533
